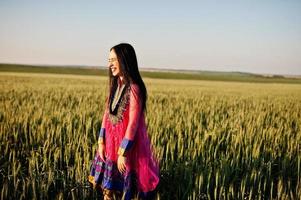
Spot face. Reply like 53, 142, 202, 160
108, 49, 121, 77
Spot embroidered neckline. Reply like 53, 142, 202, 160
108, 86, 130, 125
110, 83, 126, 113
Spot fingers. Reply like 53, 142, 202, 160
100, 152, 105, 161
98, 147, 105, 161
118, 162, 126, 174
117, 157, 126, 174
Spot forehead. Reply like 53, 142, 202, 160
109, 49, 117, 58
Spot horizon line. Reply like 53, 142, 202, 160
0, 61, 300, 77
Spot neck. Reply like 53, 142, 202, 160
118, 76, 124, 85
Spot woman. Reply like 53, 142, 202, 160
88, 43, 160, 200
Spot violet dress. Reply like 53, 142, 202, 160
89, 83, 159, 199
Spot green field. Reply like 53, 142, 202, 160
1, 71, 301, 199
1, 63, 301, 84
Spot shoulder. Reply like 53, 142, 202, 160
129, 83, 140, 94
128, 83, 141, 101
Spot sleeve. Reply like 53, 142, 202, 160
98, 97, 109, 145
118, 84, 142, 156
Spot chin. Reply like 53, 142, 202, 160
112, 72, 120, 77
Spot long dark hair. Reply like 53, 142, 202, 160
108, 43, 147, 113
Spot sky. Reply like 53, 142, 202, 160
0, 0, 301, 75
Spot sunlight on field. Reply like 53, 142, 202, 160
1, 72, 301, 199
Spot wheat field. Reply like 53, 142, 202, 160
0, 72, 301, 199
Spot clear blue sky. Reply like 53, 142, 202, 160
1, 0, 300, 75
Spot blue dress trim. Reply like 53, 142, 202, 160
89, 152, 138, 199
118, 138, 134, 156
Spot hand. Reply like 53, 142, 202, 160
117, 155, 127, 174
98, 144, 105, 161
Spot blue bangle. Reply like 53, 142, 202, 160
118, 138, 134, 156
